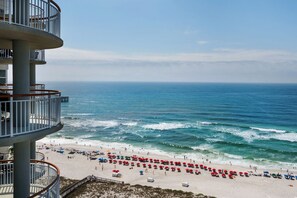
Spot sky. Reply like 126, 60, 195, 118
36, 0, 297, 83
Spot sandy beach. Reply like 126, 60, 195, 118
37, 139, 297, 198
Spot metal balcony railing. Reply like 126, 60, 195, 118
0, 49, 46, 63
0, 89, 61, 138
0, 0, 61, 37
31, 50, 45, 62
35, 152, 45, 161
0, 84, 46, 90
0, 49, 13, 59
0, 160, 60, 197
0, 151, 45, 160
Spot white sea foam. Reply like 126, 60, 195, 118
214, 126, 263, 142
251, 127, 286, 133
122, 122, 138, 127
191, 144, 213, 151
271, 133, 297, 142
68, 119, 119, 128
67, 113, 94, 116
223, 153, 243, 160
199, 121, 216, 126
143, 122, 186, 130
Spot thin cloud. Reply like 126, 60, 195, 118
47, 47, 297, 64
196, 40, 208, 45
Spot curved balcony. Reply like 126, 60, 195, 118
0, 160, 60, 197
0, 0, 61, 37
0, 49, 46, 64
0, 0, 62, 49
0, 89, 62, 145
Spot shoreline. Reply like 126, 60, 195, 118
38, 138, 297, 198
41, 137, 297, 171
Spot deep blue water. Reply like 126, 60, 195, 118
46, 82, 297, 168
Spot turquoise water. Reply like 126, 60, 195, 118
46, 82, 297, 168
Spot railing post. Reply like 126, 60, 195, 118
47, 0, 50, 32
8, 0, 12, 23
48, 94, 51, 126
10, 96, 13, 137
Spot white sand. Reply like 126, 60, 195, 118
37, 140, 297, 198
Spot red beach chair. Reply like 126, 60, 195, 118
195, 170, 201, 175
177, 168, 181, 172
153, 165, 157, 169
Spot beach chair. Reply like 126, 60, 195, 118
147, 177, 154, 183
182, 182, 189, 187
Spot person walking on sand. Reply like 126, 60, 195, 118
102, 165, 104, 171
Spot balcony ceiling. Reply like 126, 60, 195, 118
0, 23, 63, 50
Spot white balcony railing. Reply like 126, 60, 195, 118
0, 160, 60, 197
0, 89, 61, 138
0, 49, 46, 62
0, 0, 61, 37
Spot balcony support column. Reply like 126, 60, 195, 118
12, 40, 31, 198
14, 141, 30, 198
13, 40, 30, 95
13, 40, 30, 128
30, 141, 36, 159
30, 63, 36, 86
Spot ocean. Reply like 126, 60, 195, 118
45, 82, 297, 169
